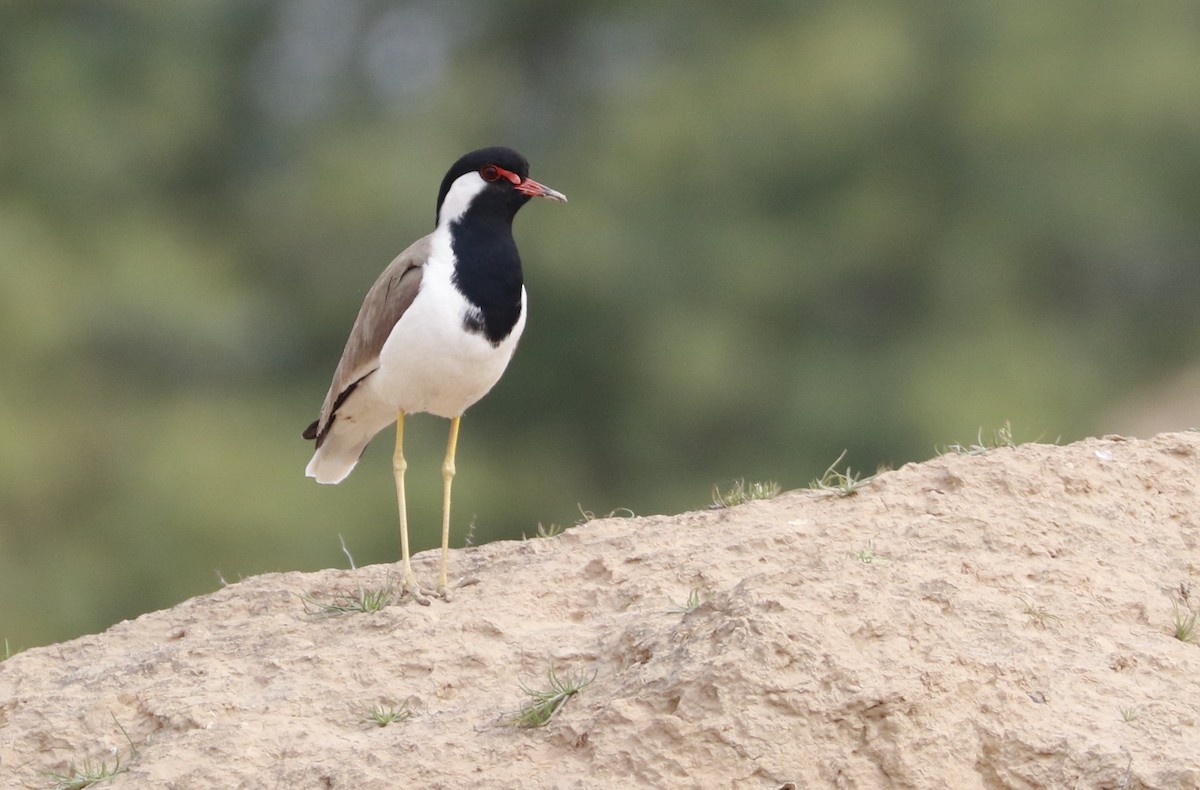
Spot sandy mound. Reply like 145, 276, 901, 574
3, 433, 1200, 789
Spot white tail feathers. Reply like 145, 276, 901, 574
305, 428, 373, 484
305, 452, 358, 485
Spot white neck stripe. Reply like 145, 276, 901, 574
438, 172, 488, 228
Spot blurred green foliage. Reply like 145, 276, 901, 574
3, 1, 1199, 649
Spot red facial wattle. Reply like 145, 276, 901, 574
480, 164, 567, 202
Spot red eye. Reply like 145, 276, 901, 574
480, 165, 500, 182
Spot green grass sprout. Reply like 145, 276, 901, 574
810, 450, 872, 496
710, 479, 781, 508
358, 702, 411, 728
302, 582, 394, 616
509, 668, 595, 728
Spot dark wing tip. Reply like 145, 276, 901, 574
302, 419, 319, 441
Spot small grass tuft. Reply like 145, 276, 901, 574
576, 504, 636, 522
1119, 705, 1139, 723
852, 539, 890, 566
810, 451, 872, 496
710, 479, 781, 509
1171, 601, 1198, 643
523, 522, 565, 540
508, 668, 595, 728
302, 582, 393, 616
44, 715, 137, 790
1020, 599, 1061, 629
666, 588, 704, 614
43, 758, 127, 790
358, 702, 411, 728
939, 421, 1019, 455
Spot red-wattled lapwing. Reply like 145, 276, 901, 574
303, 147, 566, 603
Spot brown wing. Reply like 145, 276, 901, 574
303, 235, 431, 447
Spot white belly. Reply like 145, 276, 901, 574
363, 277, 526, 419
305, 241, 527, 485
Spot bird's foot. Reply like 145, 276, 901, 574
437, 575, 481, 601
400, 576, 433, 606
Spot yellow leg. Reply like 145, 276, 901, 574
393, 410, 429, 604
438, 415, 461, 596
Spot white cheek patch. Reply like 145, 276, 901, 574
439, 172, 488, 227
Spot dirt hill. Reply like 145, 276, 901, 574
3, 433, 1199, 788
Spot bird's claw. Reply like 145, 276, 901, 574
401, 577, 433, 606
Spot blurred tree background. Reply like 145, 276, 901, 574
3, 1, 1200, 650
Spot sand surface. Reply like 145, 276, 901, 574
3, 433, 1200, 788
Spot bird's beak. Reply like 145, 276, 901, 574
516, 177, 567, 203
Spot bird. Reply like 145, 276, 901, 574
302, 146, 566, 603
